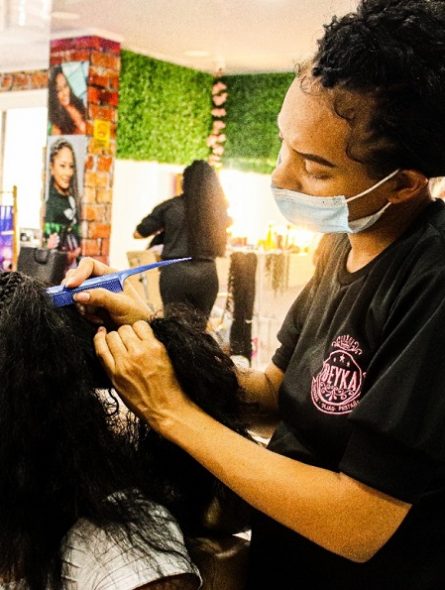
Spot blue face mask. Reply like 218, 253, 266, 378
272, 169, 400, 234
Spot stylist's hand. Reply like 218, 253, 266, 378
94, 320, 193, 434
64, 257, 151, 326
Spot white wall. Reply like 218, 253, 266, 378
0, 90, 48, 232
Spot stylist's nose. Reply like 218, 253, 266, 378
271, 146, 302, 191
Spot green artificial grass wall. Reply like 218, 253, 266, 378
117, 50, 294, 174
222, 72, 295, 174
117, 50, 213, 164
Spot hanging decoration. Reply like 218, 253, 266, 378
207, 69, 227, 168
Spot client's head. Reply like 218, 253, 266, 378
0, 271, 251, 590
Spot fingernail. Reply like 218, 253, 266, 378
97, 326, 106, 333
74, 292, 90, 302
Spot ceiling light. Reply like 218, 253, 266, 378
51, 11, 80, 20
184, 49, 209, 57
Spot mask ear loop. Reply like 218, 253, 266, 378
346, 169, 400, 203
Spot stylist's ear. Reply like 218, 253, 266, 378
388, 169, 429, 204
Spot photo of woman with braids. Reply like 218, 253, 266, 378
48, 63, 87, 136
134, 160, 230, 325
0, 270, 253, 590
44, 137, 83, 269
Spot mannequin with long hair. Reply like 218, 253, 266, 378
182, 160, 228, 259
0, 271, 252, 590
134, 160, 230, 324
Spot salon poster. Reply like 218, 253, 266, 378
48, 61, 88, 136
43, 135, 87, 267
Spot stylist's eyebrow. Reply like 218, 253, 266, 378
296, 151, 336, 168
277, 121, 336, 168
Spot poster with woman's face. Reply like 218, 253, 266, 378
44, 135, 87, 266
48, 61, 88, 136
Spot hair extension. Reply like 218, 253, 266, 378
48, 66, 87, 135
0, 271, 254, 589
310, 0, 445, 178
227, 252, 257, 362
183, 160, 229, 258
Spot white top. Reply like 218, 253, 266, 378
1, 500, 201, 590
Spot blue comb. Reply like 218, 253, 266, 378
46, 257, 192, 308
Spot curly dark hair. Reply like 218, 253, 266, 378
48, 65, 87, 135
310, 0, 445, 178
183, 160, 229, 258
0, 271, 253, 589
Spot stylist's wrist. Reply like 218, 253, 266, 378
151, 396, 203, 442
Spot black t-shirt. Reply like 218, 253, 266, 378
45, 184, 78, 227
136, 196, 190, 260
248, 200, 445, 589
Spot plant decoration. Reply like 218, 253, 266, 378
117, 50, 213, 164
207, 69, 228, 168
222, 72, 295, 174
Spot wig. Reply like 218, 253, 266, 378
227, 252, 257, 363
48, 66, 87, 135
0, 271, 253, 589
311, 0, 445, 178
183, 160, 229, 258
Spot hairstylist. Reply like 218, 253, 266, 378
67, 1, 445, 587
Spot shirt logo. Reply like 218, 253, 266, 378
311, 335, 365, 415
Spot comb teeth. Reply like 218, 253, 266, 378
85, 277, 123, 293
49, 277, 124, 308
49, 290, 76, 308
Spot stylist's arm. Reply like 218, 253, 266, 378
93, 320, 409, 565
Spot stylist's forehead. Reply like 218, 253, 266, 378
277, 74, 356, 168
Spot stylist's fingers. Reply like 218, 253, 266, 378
105, 329, 129, 359
116, 324, 146, 352
63, 257, 116, 288
74, 287, 120, 310
132, 320, 170, 361
94, 326, 116, 373
132, 319, 156, 341
73, 289, 150, 325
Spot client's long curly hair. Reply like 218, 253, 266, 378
0, 271, 253, 589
